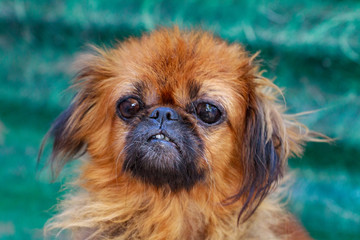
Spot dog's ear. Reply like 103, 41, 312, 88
45, 96, 91, 177
238, 82, 286, 220
227, 74, 319, 222
39, 49, 114, 177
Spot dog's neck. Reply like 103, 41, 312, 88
47, 175, 286, 240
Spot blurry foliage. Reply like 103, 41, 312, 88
0, 0, 359, 239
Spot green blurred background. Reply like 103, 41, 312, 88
0, 0, 359, 239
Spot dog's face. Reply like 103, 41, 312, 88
111, 35, 251, 191
46, 28, 305, 220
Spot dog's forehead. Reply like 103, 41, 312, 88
115, 33, 249, 104
106, 29, 253, 116
122, 65, 244, 109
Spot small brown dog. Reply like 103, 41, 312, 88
42, 27, 322, 239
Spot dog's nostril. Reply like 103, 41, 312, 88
150, 110, 159, 119
166, 112, 172, 120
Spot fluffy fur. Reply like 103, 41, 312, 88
41, 27, 325, 239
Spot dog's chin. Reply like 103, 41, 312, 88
122, 121, 205, 191
140, 137, 183, 171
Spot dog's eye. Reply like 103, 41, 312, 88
117, 97, 141, 119
196, 102, 222, 124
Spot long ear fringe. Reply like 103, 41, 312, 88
224, 74, 331, 223
38, 102, 88, 180
38, 46, 113, 180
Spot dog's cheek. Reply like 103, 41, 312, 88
110, 121, 130, 159
202, 126, 242, 192
79, 123, 130, 191
84, 119, 120, 163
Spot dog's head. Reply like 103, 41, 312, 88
44, 27, 316, 221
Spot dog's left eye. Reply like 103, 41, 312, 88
196, 102, 222, 124
117, 97, 141, 119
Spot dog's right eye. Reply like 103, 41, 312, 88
117, 97, 141, 119
195, 102, 222, 125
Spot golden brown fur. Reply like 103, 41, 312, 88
42, 27, 325, 239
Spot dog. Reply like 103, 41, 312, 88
41, 27, 324, 239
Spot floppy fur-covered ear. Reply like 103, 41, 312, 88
47, 102, 85, 174
39, 48, 115, 177
45, 96, 93, 177
238, 80, 285, 220
226, 74, 321, 222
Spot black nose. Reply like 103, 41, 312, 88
149, 107, 180, 124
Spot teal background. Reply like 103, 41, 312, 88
0, 0, 359, 239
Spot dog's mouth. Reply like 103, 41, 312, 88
124, 124, 204, 191
148, 132, 176, 146
147, 131, 183, 159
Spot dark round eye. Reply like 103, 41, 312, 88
117, 97, 141, 119
196, 102, 222, 124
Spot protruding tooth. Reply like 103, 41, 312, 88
156, 134, 164, 139
164, 136, 170, 141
